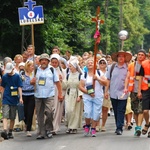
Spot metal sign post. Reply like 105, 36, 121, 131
18, 0, 44, 69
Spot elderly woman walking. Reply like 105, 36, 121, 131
79, 58, 107, 137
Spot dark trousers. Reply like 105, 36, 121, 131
23, 95, 35, 131
111, 98, 127, 131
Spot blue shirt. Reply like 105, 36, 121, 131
106, 63, 128, 100
22, 74, 34, 96
34, 65, 59, 98
2, 73, 23, 105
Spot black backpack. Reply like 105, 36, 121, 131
83, 69, 101, 79
35, 66, 54, 75
110, 63, 116, 79
66, 73, 82, 81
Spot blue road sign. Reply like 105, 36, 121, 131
18, 0, 44, 26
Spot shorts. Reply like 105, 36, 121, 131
130, 92, 142, 114
103, 98, 111, 109
142, 88, 150, 110
83, 97, 103, 121
2, 105, 17, 120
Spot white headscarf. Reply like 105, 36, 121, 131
50, 54, 60, 61
69, 59, 83, 74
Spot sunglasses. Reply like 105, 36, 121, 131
99, 61, 106, 64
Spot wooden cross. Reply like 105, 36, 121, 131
92, 6, 104, 86
92, 6, 104, 32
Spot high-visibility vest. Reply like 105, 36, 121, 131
128, 62, 135, 92
141, 60, 150, 90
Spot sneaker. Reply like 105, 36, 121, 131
116, 130, 122, 135
134, 126, 141, 137
8, 132, 14, 139
84, 126, 90, 136
91, 128, 96, 137
1, 131, 9, 140
26, 131, 32, 137
46, 131, 53, 138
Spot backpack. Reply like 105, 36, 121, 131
66, 73, 82, 81
66, 69, 101, 81
84, 69, 101, 79
110, 62, 116, 79
66, 67, 69, 74
35, 66, 54, 75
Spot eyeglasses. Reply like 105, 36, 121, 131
99, 61, 106, 64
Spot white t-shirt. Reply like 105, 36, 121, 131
81, 70, 104, 99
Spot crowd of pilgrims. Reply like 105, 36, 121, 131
0, 45, 150, 140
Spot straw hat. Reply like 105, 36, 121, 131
111, 50, 132, 62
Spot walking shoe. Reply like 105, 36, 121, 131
91, 128, 96, 137
36, 135, 45, 140
116, 130, 122, 135
134, 126, 141, 137
46, 131, 53, 138
66, 129, 73, 134
1, 131, 9, 140
84, 125, 90, 136
72, 129, 77, 134
8, 132, 14, 139
26, 131, 32, 137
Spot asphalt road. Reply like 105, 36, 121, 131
0, 116, 150, 150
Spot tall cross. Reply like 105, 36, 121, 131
92, 6, 104, 87
92, 6, 104, 42
24, 0, 36, 11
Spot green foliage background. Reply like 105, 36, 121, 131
0, 0, 150, 58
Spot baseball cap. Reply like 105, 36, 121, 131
5, 62, 14, 73
19, 62, 25, 67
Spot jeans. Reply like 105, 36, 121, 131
111, 98, 127, 131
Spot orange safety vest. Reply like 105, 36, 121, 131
128, 62, 135, 92
141, 60, 150, 90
